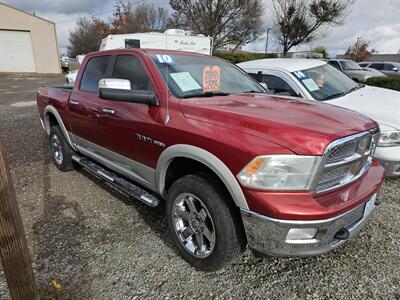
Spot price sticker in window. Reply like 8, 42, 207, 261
203, 65, 221, 92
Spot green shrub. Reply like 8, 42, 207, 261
214, 51, 277, 64
365, 76, 400, 91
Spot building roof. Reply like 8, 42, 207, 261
237, 58, 326, 72
0, 2, 55, 24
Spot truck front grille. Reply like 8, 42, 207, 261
313, 129, 379, 193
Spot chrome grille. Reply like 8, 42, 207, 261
326, 140, 358, 163
314, 129, 379, 193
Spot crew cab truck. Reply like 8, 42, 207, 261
37, 49, 385, 271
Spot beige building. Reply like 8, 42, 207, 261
0, 3, 61, 73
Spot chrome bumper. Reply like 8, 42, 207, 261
241, 194, 379, 257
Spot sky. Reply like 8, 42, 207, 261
3, 0, 400, 57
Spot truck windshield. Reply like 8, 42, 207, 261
151, 54, 265, 98
292, 64, 361, 101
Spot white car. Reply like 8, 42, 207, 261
238, 59, 400, 176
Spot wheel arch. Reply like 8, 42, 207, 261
44, 105, 77, 151
156, 144, 248, 210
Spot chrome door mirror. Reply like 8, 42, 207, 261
98, 78, 158, 105
393, 67, 398, 72
98, 78, 131, 90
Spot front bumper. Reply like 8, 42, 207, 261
241, 193, 379, 257
374, 146, 400, 177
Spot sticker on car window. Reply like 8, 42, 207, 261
156, 54, 174, 64
170, 72, 201, 92
203, 66, 221, 92
294, 71, 306, 79
302, 78, 320, 92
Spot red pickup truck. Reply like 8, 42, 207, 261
37, 49, 384, 271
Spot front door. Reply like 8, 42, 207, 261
98, 54, 161, 188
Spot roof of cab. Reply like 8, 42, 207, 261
88, 48, 209, 57
238, 58, 326, 72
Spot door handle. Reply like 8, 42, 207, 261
101, 108, 115, 115
70, 99, 79, 105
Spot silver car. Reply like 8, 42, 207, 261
325, 59, 385, 83
358, 61, 400, 77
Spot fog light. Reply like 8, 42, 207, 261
286, 228, 317, 240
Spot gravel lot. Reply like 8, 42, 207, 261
0, 73, 399, 299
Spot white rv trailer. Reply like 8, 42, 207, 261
99, 29, 213, 55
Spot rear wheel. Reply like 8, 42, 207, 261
49, 126, 75, 172
166, 174, 245, 271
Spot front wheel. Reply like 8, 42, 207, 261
166, 174, 245, 271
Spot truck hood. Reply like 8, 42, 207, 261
328, 85, 400, 131
180, 93, 377, 155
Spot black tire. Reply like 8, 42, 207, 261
166, 173, 245, 271
49, 126, 75, 172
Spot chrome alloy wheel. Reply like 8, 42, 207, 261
172, 193, 216, 258
51, 134, 63, 165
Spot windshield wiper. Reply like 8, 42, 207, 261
323, 92, 346, 100
183, 91, 230, 99
239, 90, 267, 94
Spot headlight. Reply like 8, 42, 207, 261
378, 131, 400, 147
237, 155, 321, 190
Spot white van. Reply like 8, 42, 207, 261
99, 29, 213, 55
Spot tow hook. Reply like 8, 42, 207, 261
334, 228, 350, 240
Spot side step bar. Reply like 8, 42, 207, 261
72, 155, 160, 207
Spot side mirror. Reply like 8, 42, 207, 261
393, 67, 398, 72
98, 78, 158, 105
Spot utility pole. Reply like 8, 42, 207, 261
355, 37, 362, 61
0, 139, 39, 300
265, 28, 271, 54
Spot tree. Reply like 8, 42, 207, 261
345, 38, 376, 62
314, 46, 329, 58
272, 0, 354, 55
68, 17, 110, 57
169, 0, 264, 51
134, 4, 169, 32
68, 0, 169, 56
110, 0, 138, 34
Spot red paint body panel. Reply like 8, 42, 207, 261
245, 160, 384, 220
37, 48, 385, 221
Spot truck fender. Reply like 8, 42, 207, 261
156, 144, 249, 210
43, 105, 77, 151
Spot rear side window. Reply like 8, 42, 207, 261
112, 55, 153, 91
80, 56, 111, 93
328, 61, 341, 70
370, 63, 384, 70
383, 63, 395, 71
259, 74, 298, 97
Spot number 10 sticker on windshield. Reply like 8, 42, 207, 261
203, 66, 221, 92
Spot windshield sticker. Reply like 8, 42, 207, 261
156, 54, 174, 64
203, 65, 221, 92
294, 71, 306, 79
302, 78, 320, 92
170, 72, 201, 92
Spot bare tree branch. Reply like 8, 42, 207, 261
272, 0, 354, 55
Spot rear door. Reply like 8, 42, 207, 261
69, 55, 113, 150
97, 53, 161, 188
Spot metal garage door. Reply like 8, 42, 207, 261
0, 30, 36, 72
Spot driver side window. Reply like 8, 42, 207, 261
112, 55, 153, 91
261, 74, 299, 97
